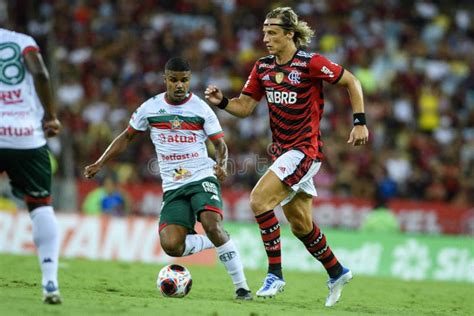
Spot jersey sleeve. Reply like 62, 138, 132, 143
309, 54, 344, 84
203, 103, 224, 141
241, 63, 265, 101
20, 34, 40, 55
128, 104, 149, 133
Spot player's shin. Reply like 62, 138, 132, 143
182, 234, 214, 256
298, 222, 343, 278
255, 210, 282, 278
30, 206, 60, 289
216, 239, 249, 291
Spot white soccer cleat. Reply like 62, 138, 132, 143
256, 273, 286, 298
43, 281, 62, 304
325, 267, 352, 307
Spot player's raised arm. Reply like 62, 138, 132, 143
83, 128, 138, 179
336, 69, 369, 146
24, 49, 61, 137
204, 85, 258, 118
211, 137, 228, 182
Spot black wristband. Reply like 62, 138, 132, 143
217, 97, 229, 109
353, 113, 366, 126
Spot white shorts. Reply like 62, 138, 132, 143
268, 150, 321, 206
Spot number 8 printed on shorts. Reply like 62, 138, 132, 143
0, 42, 25, 85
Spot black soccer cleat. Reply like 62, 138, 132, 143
235, 288, 253, 300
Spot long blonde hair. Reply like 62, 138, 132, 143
266, 7, 314, 48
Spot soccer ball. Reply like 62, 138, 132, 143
157, 264, 192, 298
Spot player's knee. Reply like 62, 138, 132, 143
249, 191, 269, 214
160, 237, 184, 257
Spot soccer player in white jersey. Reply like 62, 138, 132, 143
84, 58, 252, 300
0, 28, 62, 304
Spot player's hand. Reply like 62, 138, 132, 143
84, 162, 103, 179
347, 125, 369, 146
204, 85, 223, 106
213, 164, 227, 182
43, 117, 61, 137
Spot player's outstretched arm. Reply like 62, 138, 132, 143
84, 128, 137, 179
204, 85, 258, 118
211, 137, 228, 182
24, 50, 61, 137
337, 69, 369, 146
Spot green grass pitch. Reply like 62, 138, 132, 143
0, 254, 472, 316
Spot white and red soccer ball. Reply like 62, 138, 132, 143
157, 264, 192, 298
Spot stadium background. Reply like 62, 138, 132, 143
0, 0, 473, 286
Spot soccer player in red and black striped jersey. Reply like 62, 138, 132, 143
205, 7, 369, 307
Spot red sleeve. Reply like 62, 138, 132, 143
22, 45, 40, 55
241, 63, 265, 101
309, 54, 344, 84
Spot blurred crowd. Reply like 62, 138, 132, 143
3, 0, 474, 206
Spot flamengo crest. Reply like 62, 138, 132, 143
288, 70, 301, 85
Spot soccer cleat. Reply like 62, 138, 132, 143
43, 281, 62, 304
325, 267, 352, 307
235, 288, 253, 300
256, 273, 285, 298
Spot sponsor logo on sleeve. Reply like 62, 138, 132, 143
321, 66, 334, 78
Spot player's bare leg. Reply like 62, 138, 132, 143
283, 193, 352, 307
250, 171, 290, 298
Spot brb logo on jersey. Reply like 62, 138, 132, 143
265, 89, 297, 105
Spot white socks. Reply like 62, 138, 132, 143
216, 239, 249, 291
30, 206, 59, 289
182, 234, 214, 256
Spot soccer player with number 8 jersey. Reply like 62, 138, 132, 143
205, 7, 369, 307
0, 28, 62, 304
